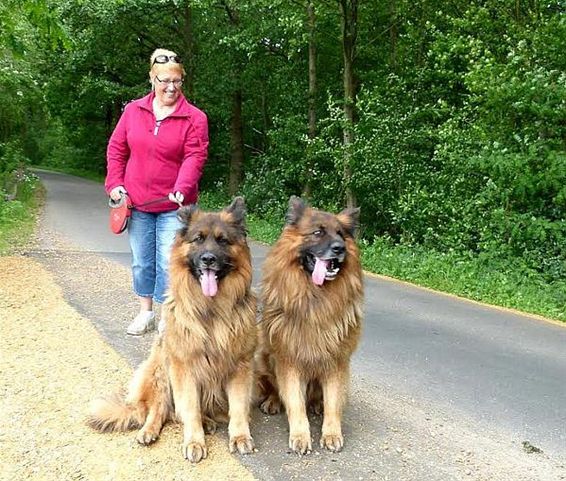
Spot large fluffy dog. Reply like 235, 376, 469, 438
257, 196, 364, 455
88, 198, 257, 463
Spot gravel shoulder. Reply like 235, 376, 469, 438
0, 254, 255, 481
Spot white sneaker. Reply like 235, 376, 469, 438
126, 311, 155, 335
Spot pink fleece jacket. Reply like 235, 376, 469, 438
105, 92, 209, 212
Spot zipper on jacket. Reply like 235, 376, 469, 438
154, 119, 163, 136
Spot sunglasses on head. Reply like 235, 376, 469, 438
152, 54, 183, 66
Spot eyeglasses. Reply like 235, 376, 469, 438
152, 54, 182, 66
155, 76, 183, 88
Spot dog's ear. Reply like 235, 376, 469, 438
177, 204, 200, 225
286, 195, 306, 225
224, 196, 246, 226
337, 207, 360, 237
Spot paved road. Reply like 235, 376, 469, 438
34, 170, 566, 480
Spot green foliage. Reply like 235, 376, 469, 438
0, 142, 41, 254
362, 236, 566, 322
239, 114, 308, 219
196, 189, 230, 211
0, 141, 37, 203
193, 188, 283, 243
0, 141, 27, 178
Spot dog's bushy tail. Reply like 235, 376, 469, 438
87, 392, 145, 433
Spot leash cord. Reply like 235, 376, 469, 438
108, 195, 171, 209
130, 195, 171, 209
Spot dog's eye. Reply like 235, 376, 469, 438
216, 236, 229, 245
312, 229, 324, 237
192, 233, 205, 243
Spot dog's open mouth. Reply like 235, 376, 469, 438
308, 254, 341, 286
198, 268, 219, 297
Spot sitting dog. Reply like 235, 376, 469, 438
88, 197, 257, 463
257, 196, 364, 454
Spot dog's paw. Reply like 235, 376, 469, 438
203, 416, 217, 435
320, 433, 344, 452
136, 428, 159, 445
289, 431, 312, 455
229, 434, 255, 455
182, 440, 208, 463
259, 394, 282, 415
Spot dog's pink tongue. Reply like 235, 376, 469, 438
200, 270, 218, 297
312, 258, 328, 286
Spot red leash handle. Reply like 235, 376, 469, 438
108, 194, 171, 235
108, 194, 131, 209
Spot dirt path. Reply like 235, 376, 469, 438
0, 255, 255, 481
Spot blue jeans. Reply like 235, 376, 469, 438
128, 209, 182, 304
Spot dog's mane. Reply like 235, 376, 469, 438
262, 227, 363, 313
167, 232, 254, 333
260, 225, 363, 368
162, 212, 257, 414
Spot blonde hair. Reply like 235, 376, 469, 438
149, 48, 186, 78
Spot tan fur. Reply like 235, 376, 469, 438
88, 201, 257, 462
257, 201, 363, 454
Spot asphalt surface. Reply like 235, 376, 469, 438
33, 170, 566, 479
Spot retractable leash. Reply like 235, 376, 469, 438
108, 194, 171, 234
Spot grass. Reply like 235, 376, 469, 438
13, 168, 564, 323
0, 172, 44, 255
32, 165, 105, 183
198, 191, 284, 245
361, 239, 565, 322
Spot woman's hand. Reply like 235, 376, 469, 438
110, 186, 127, 201
169, 191, 184, 207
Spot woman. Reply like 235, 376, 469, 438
105, 48, 209, 335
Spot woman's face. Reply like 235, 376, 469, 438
151, 65, 184, 107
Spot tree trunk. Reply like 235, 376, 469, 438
222, 1, 245, 196
303, 0, 317, 198
339, 0, 358, 208
229, 88, 244, 196
261, 85, 269, 152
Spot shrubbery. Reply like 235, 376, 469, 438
239, 4, 565, 287
0, 141, 40, 253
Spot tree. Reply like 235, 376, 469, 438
219, 1, 246, 196
338, 0, 358, 208
302, 0, 317, 198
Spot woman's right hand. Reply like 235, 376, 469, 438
110, 186, 127, 201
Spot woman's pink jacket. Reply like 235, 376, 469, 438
105, 92, 209, 212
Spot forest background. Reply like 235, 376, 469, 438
0, 0, 564, 321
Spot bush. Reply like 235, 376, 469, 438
0, 141, 40, 253
0, 141, 32, 200
239, 114, 309, 221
